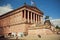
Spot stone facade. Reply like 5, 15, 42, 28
0, 4, 58, 36
0, 4, 43, 36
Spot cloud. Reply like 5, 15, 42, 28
51, 19, 60, 27
0, 4, 13, 15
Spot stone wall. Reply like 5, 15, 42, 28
0, 11, 27, 35
28, 29, 54, 35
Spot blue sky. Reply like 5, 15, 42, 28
0, 0, 60, 19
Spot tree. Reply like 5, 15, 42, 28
55, 25, 60, 29
45, 16, 49, 20
55, 25, 60, 34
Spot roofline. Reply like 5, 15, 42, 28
0, 5, 25, 17
0, 4, 44, 19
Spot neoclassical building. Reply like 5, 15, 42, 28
0, 4, 57, 37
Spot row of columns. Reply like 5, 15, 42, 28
22, 10, 41, 23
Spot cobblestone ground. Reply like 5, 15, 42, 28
0, 35, 60, 40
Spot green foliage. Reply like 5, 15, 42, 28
45, 16, 49, 20
55, 25, 60, 29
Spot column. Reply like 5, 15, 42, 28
31, 12, 32, 23
36, 14, 37, 23
33, 13, 35, 23
41, 17, 43, 24
24, 10, 26, 19
35, 14, 36, 23
37, 15, 38, 23
28, 11, 29, 23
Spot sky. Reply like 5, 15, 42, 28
0, 0, 60, 26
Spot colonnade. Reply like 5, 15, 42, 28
22, 10, 41, 23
